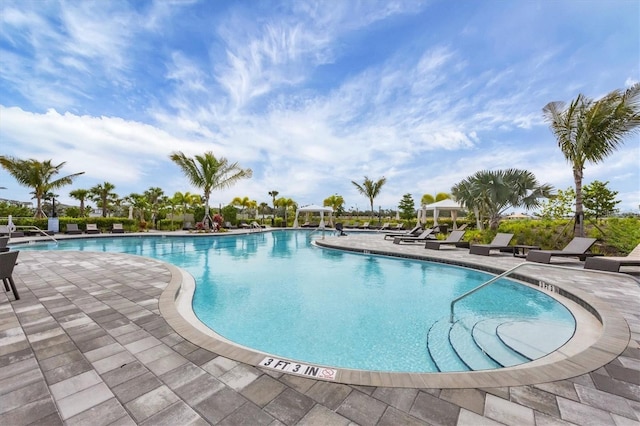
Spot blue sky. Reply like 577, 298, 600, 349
1, 0, 639, 213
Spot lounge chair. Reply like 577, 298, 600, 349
224, 221, 236, 229
377, 222, 390, 231
86, 224, 100, 234
526, 237, 598, 263
391, 223, 405, 230
359, 222, 370, 229
383, 225, 423, 240
584, 244, 640, 272
393, 228, 436, 244
424, 230, 467, 250
0, 225, 25, 238
469, 233, 515, 256
0, 250, 20, 300
111, 223, 125, 233
65, 223, 83, 235
0, 236, 9, 253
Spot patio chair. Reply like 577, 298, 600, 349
584, 243, 640, 272
85, 224, 100, 234
393, 228, 436, 244
0, 236, 9, 253
359, 222, 371, 229
384, 225, 423, 240
111, 223, 125, 233
65, 223, 83, 235
469, 233, 515, 256
424, 230, 467, 250
0, 250, 20, 300
377, 222, 391, 231
0, 225, 24, 238
526, 237, 598, 264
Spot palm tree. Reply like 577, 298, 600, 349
144, 187, 164, 229
543, 83, 640, 236
0, 156, 84, 218
275, 197, 297, 227
125, 193, 148, 223
231, 196, 252, 215
421, 194, 435, 206
323, 194, 345, 217
268, 190, 279, 214
69, 188, 90, 217
90, 182, 117, 217
258, 202, 269, 223
452, 169, 553, 230
170, 151, 252, 230
351, 176, 387, 219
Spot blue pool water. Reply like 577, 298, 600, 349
20, 231, 575, 373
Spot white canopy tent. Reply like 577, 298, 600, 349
293, 205, 334, 228
420, 199, 465, 228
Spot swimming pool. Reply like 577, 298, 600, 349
19, 231, 575, 373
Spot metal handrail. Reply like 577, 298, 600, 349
16, 225, 58, 244
449, 262, 571, 322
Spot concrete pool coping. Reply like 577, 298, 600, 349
157, 231, 631, 389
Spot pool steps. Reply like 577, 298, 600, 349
426, 315, 572, 372
472, 318, 530, 367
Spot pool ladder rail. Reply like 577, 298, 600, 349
449, 262, 583, 323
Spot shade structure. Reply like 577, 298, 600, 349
293, 204, 333, 228
422, 199, 464, 228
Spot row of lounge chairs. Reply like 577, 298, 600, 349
381, 226, 639, 272
65, 223, 125, 234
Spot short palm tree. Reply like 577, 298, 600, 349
543, 83, 640, 236
170, 151, 252, 229
69, 188, 90, 217
275, 197, 297, 227
144, 187, 164, 228
0, 156, 84, 218
90, 182, 117, 217
351, 176, 387, 219
231, 196, 252, 215
452, 169, 553, 230
323, 194, 345, 216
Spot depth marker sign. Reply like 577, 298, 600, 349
259, 357, 337, 381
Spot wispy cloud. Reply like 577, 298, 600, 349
0, 0, 638, 212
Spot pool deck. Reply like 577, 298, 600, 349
1, 230, 639, 425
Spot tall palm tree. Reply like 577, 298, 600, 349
543, 83, 640, 236
90, 182, 117, 217
268, 190, 279, 213
351, 176, 387, 219
69, 188, 90, 217
452, 169, 553, 230
0, 156, 84, 218
170, 151, 252, 229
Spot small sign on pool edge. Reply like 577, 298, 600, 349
259, 357, 337, 381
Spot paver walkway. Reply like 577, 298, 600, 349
1, 234, 639, 425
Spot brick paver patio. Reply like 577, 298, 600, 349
1, 231, 638, 425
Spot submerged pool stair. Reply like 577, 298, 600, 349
427, 315, 534, 372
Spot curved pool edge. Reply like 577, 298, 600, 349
159, 249, 631, 389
